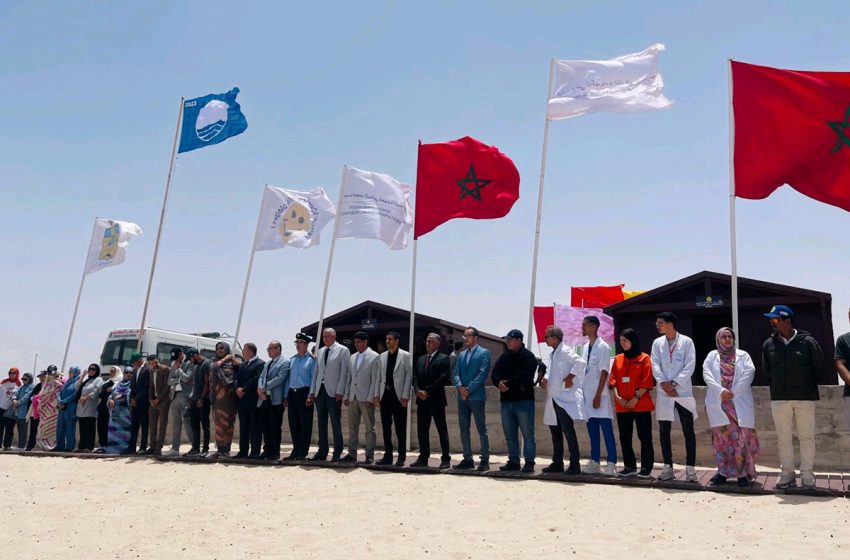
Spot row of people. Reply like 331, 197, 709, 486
0, 304, 829, 489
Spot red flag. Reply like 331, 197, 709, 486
414, 136, 520, 238
533, 306, 555, 343
570, 285, 625, 308
733, 61, 850, 212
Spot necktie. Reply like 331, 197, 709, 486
465, 349, 472, 367
324, 347, 330, 366
425, 354, 432, 369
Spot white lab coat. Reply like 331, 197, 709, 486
582, 338, 613, 420
702, 349, 756, 429
650, 333, 698, 422
543, 342, 586, 425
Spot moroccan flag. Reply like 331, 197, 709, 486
733, 61, 850, 212
570, 285, 625, 308
533, 306, 555, 343
414, 136, 520, 238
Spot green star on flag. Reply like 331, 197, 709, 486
457, 164, 491, 201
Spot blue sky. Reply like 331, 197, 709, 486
2, 0, 849, 370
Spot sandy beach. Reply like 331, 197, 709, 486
4, 453, 848, 559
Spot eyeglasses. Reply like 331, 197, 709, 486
88, 368, 98, 372
719, 334, 734, 339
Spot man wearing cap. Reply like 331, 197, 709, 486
186, 349, 211, 456
308, 328, 350, 462
165, 348, 194, 456
762, 305, 826, 489
284, 333, 316, 460
127, 352, 150, 454
452, 327, 491, 471
410, 333, 452, 469
834, 307, 850, 430
376, 331, 413, 466
341, 331, 380, 464
147, 354, 172, 455
491, 329, 538, 473
235, 343, 264, 459
257, 340, 290, 461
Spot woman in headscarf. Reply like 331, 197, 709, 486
103, 367, 134, 454
0, 368, 22, 449
75, 364, 104, 452
703, 327, 760, 487
96, 367, 118, 450
608, 328, 656, 477
55, 366, 81, 452
209, 341, 239, 458
11, 373, 35, 449
36, 366, 63, 451
25, 371, 45, 450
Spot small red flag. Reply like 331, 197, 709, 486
733, 61, 850, 212
570, 285, 625, 309
414, 136, 520, 238
533, 306, 555, 343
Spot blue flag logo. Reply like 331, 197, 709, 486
178, 87, 248, 153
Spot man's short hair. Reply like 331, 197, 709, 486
583, 315, 600, 327
427, 332, 441, 343
243, 342, 257, 354
323, 327, 337, 336
353, 331, 369, 342
656, 311, 678, 325
465, 326, 480, 337
545, 325, 564, 342
386, 331, 401, 341
146, 354, 158, 362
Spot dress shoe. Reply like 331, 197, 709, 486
234, 453, 248, 459
330, 456, 341, 463
281, 455, 297, 461
499, 461, 521, 472
709, 474, 727, 486
565, 464, 581, 475
248, 455, 262, 460
453, 459, 475, 470
339, 455, 357, 463
308, 453, 328, 462
183, 449, 200, 457
394, 458, 406, 467
362, 458, 374, 465
438, 459, 451, 470
541, 462, 564, 473
376, 455, 393, 465
521, 462, 536, 473
476, 461, 490, 472
737, 477, 751, 488
409, 458, 429, 468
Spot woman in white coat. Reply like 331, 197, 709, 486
702, 327, 760, 487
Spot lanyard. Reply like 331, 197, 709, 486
667, 334, 678, 362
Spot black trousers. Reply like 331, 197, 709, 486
380, 388, 407, 459
78, 417, 97, 450
97, 409, 110, 448
659, 402, 696, 467
315, 385, 343, 458
416, 399, 450, 460
617, 410, 655, 471
258, 401, 283, 459
287, 388, 313, 458
26, 418, 39, 450
0, 415, 15, 448
238, 406, 262, 457
549, 402, 580, 466
129, 402, 150, 452
190, 398, 211, 452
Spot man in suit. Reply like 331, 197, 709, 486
127, 352, 150, 455
147, 354, 172, 456
307, 328, 350, 461
235, 342, 264, 459
257, 340, 290, 461
341, 331, 380, 464
376, 331, 413, 466
410, 332, 451, 469
452, 326, 491, 471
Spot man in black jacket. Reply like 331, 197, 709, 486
127, 352, 150, 455
492, 329, 538, 473
409, 333, 452, 469
235, 343, 264, 459
186, 349, 211, 457
762, 305, 826, 490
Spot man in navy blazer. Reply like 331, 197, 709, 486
235, 342, 265, 459
452, 326, 491, 471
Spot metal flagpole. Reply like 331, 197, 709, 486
406, 238, 418, 454
233, 185, 268, 351
61, 220, 96, 370
315, 166, 347, 345
728, 59, 740, 342
33, 354, 38, 376
137, 97, 185, 351
527, 58, 556, 351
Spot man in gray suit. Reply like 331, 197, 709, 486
341, 331, 380, 464
307, 328, 351, 462
376, 331, 413, 466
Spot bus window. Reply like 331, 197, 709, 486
200, 349, 216, 360
101, 339, 139, 366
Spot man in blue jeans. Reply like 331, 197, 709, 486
452, 327, 491, 471
492, 329, 538, 473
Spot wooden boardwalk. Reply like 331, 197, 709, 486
3, 448, 846, 498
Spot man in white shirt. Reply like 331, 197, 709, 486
650, 312, 698, 482
581, 316, 617, 476
341, 331, 380, 464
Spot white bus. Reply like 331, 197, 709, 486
99, 328, 226, 370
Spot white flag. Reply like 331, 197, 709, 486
84, 218, 143, 275
254, 185, 336, 251
336, 166, 412, 250
547, 43, 673, 120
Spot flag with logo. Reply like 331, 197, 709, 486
178, 87, 248, 153
84, 219, 143, 275
554, 304, 616, 346
414, 136, 520, 238
337, 166, 413, 250
732, 61, 850, 212
548, 44, 672, 120
254, 185, 336, 250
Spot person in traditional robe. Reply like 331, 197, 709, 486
103, 367, 134, 454
209, 341, 239, 458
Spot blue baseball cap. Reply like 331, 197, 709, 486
764, 305, 795, 319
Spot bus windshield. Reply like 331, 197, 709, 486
101, 339, 139, 366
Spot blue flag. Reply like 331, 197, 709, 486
178, 87, 248, 153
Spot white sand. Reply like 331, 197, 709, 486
4, 454, 848, 559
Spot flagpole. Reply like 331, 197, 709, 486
233, 185, 267, 352
406, 238, 418, 455
315, 166, 347, 346
728, 59, 740, 342
527, 58, 556, 349
137, 97, 184, 351
61, 219, 97, 371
